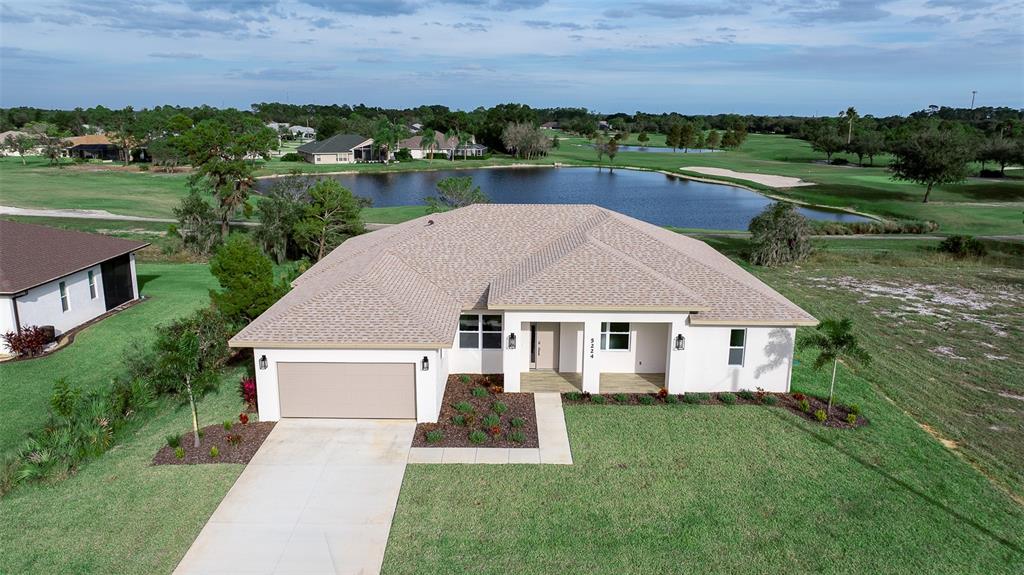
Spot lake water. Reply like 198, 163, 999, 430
255, 166, 870, 230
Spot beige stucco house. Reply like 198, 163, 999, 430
297, 133, 375, 164
230, 204, 817, 423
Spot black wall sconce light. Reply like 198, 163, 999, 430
507, 333, 517, 350
421, 356, 429, 371
258, 354, 268, 370
674, 334, 686, 351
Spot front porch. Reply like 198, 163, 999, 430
520, 372, 664, 394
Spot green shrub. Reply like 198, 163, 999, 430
798, 399, 811, 413
737, 389, 755, 401
762, 394, 779, 406
718, 393, 737, 405
279, 152, 303, 162
613, 393, 628, 402
590, 395, 606, 404
209, 446, 220, 458
451, 414, 467, 426
491, 401, 509, 415
425, 430, 444, 443
174, 446, 185, 459
665, 394, 679, 404
459, 374, 471, 384
849, 403, 861, 415
510, 431, 526, 443
468, 430, 487, 444
638, 395, 655, 405
939, 235, 987, 258
454, 401, 474, 414
482, 414, 500, 427
566, 392, 582, 401
815, 409, 827, 422
682, 393, 700, 404
472, 386, 488, 398
510, 417, 525, 428
165, 434, 181, 448
223, 419, 233, 431
847, 413, 858, 425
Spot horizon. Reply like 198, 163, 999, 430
2, 0, 1022, 115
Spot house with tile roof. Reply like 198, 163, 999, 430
230, 204, 816, 422
0, 221, 148, 353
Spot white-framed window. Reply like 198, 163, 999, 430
728, 329, 746, 366
88, 270, 97, 299
458, 313, 502, 349
59, 281, 69, 312
600, 322, 630, 351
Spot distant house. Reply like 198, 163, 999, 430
289, 125, 316, 141
540, 121, 560, 130
409, 123, 423, 133
397, 130, 458, 160
297, 133, 376, 164
65, 134, 120, 161
0, 221, 148, 353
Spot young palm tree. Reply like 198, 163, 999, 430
840, 106, 859, 144
798, 318, 871, 416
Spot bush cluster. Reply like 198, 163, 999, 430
938, 235, 987, 258
811, 219, 939, 236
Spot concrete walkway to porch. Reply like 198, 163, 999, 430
520, 372, 664, 394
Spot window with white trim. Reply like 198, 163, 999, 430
59, 281, 69, 312
458, 314, 502, 349
728, 329, 746, 366
600, 322, 630, 351
88, 270, 97, 299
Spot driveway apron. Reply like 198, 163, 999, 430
173, 419, 415, 575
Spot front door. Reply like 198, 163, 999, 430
533, 323, 559, 370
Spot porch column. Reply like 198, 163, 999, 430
129, 253, 140, 300
581, 319, 601, 393
664, 318, 687, 394
502, 313, 522, 392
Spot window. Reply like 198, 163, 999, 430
600, 322, 630, 351
59, 281, 69, 312
728, 329, 746, 366
88, 270, 97, 299
458, 314, 502, 349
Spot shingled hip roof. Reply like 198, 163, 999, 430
230, 204, 817, 349
0, 220, 149, 294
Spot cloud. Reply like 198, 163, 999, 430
780, 1, 890, 23
909, 14, 951, 25
453, 22, 489, 32
233, 68, 321, 81
298, 0, 419, 16
72, 2, 267, 38
148, 51, 205, 59
620, 1, 753, 19
440, 0, 548, 10
0, 46, 69, 64
523, 20, 585, 30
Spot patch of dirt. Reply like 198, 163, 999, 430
930, 346, 967, 360
413, 374, 539, 448
919, 423, 959, 449
152, 421, 275, 465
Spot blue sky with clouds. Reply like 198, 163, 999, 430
1, 0, 1021, 115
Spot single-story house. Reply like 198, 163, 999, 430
0, 221, 148, 353
297, 133, 376, 164
397, 130, 459, 160
230, 204, 817, 423
540, 121, 560, 130
289, 125, 316, 141
65, 134, 121, 161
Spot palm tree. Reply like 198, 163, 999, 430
421, 130, 440, 164
797, 318, 871, 417
840, 106, 859, 144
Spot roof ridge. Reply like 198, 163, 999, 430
487, 209, 610, 304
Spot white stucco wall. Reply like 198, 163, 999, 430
558, 322, 584, 373
15, 265, 107, 337
598, 322, 669, 374
252, 347, 448, 423
0, 297, 17, 352
448, 329, 502, 374
682, 325, 795, 393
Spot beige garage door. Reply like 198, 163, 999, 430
277, 362, 416, 419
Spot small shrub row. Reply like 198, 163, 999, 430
811, 219, 939, 236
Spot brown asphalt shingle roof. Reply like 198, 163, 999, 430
0, 220, 148, 294
230, 205, 816, 348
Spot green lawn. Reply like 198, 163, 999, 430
0, 263, 218, 453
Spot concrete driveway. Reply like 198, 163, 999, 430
173, 419, 415, 575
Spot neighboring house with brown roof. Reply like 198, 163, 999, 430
0, 221, 148, 352
396, 130, 486, 159
297, 133, 375, 164
65, 134, 120, 161
230, 204, 816, 423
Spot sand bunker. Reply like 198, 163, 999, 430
683, 167, 815, 188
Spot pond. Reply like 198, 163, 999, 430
255, 166, 870, 230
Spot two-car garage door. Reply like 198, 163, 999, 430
277, 362, 416, 419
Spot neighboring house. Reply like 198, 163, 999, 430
540, 121, 560, 130
397, 130, 481, 160
65, 134, 120, 161
297, 133, 375, 164
0, 221, 148, 353
289, 125, 316, 141
230, 204, 817, 423
409, 123, 423, 133
455, 142, 488, 158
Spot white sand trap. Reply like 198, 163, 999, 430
683, 167, 815, 188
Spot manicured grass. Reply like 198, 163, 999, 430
363, 205, 433, 224
0, 263, 218, 452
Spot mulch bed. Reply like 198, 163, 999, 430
413, 374, 539, 448
561, 390, 867, 429
152, 421, 275, 466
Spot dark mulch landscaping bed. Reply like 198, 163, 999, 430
413, 374, 539, 448
152, 420, 275, 466
561, 390, 867, 428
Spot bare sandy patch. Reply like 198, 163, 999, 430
683, 167, 816, 188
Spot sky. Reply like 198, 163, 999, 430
1, 0, 1022, 116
